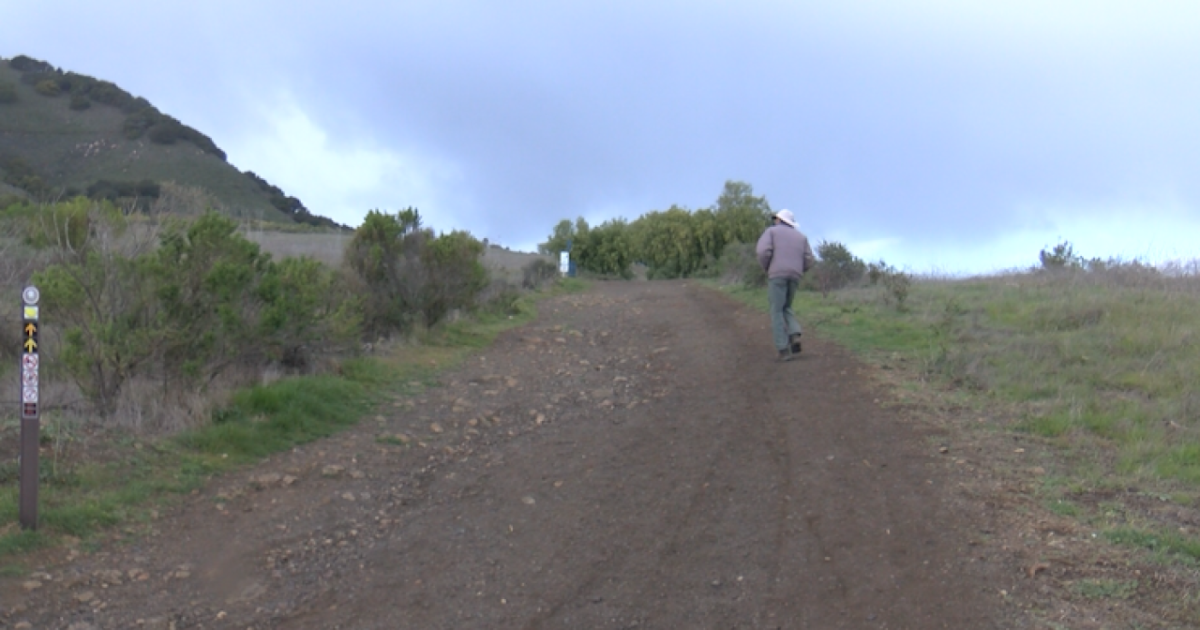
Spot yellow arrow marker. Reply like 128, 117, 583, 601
24, 322, 36, 336
23, 338, 37, 353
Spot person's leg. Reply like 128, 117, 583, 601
768, 278, 790, 352
783, 278, 802, 336
784, 278, 803, 354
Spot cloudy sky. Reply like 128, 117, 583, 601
3, 0, 1199, 274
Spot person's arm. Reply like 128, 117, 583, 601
756, 229, 773, 272
802, 238, 816, 273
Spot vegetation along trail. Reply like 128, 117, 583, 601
3, 281, 1026, 628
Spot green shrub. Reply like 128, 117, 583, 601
123, 108, 161, 140
717, 241, 766, 287
149, 120, 185, 144
344, 208, 425, 336
575, 218, 634, 278
522, 258, 559, 289
421, 230, 488, 325
34, 79, 61, 97
1039, 240, 1084, 270
0, 81, 17, 104
345, 208, 489, 334
9, 55, 53, 73
808, 240, 865, 293
34, 207, 358, 415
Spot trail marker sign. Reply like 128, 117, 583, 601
19, 285, 39, 530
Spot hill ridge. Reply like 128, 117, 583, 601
0, 54, 344, 229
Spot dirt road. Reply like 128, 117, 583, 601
2, 281, 1025, 629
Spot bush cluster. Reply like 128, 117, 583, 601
122, 108, 225, 159
0, 156, 48, 198
344, 208, 488, 337
540, 180, 772, 279
522, 258, 559, 289
1, 196, 543, 426
22, 204, 359, 415
540, 180, 877, 296
806, 240, 866, 295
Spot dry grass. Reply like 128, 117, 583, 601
749, 261, 1200, 626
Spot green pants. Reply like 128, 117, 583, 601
768, 277, 802, 351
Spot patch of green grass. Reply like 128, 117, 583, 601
1073, 578, 1140, 600
1047, 498, 1080, 517
1106, 527, 1200, 563
182, 374, 373, 461
1019, 413, 1073, 438
0, 530, 45, 556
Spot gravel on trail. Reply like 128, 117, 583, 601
1, 281, 1029, 629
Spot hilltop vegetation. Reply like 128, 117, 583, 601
0, 55, 341, 229
543, 180, 908, 295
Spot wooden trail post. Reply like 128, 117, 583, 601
19, 285, 39, 530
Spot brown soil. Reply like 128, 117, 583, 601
3, 281, 1047, 628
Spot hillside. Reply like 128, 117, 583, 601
0, 55, 341, 228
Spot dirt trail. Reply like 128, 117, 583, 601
2, 281, 1025, 629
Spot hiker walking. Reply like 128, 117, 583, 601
755, 209, 816, 361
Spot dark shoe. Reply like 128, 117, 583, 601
789, 333, 802, 355
777, 348, 793, 362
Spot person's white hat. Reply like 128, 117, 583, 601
774, 209, 796, 227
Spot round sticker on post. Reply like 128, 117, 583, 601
22, 286, 39, 306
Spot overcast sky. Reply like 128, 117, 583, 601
3, 1, 1199, 274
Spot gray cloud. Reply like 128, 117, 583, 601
3, 0, 1198, 271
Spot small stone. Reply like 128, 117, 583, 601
21, 580, 41, 591
430, 422, 444, 434
341, 492, 356, 502
521, 496, 536, 505
321, 465, 345, 477
14, 622, 32, 629
75, 590, 95, 603
174, 570, 191, 579
252, 473, 282, 489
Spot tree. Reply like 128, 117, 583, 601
421, 230, 488, 326
632, 206, 700, 278
344, 209, 426, 336
1039, 240, 1083, 270
809, 240, 865, 295
538, 217, 588, 255
575, 218, 634, 278
714, 180, 772, 246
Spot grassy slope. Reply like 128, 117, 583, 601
0, 64, 288, 222
718, 269, 1200, 562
